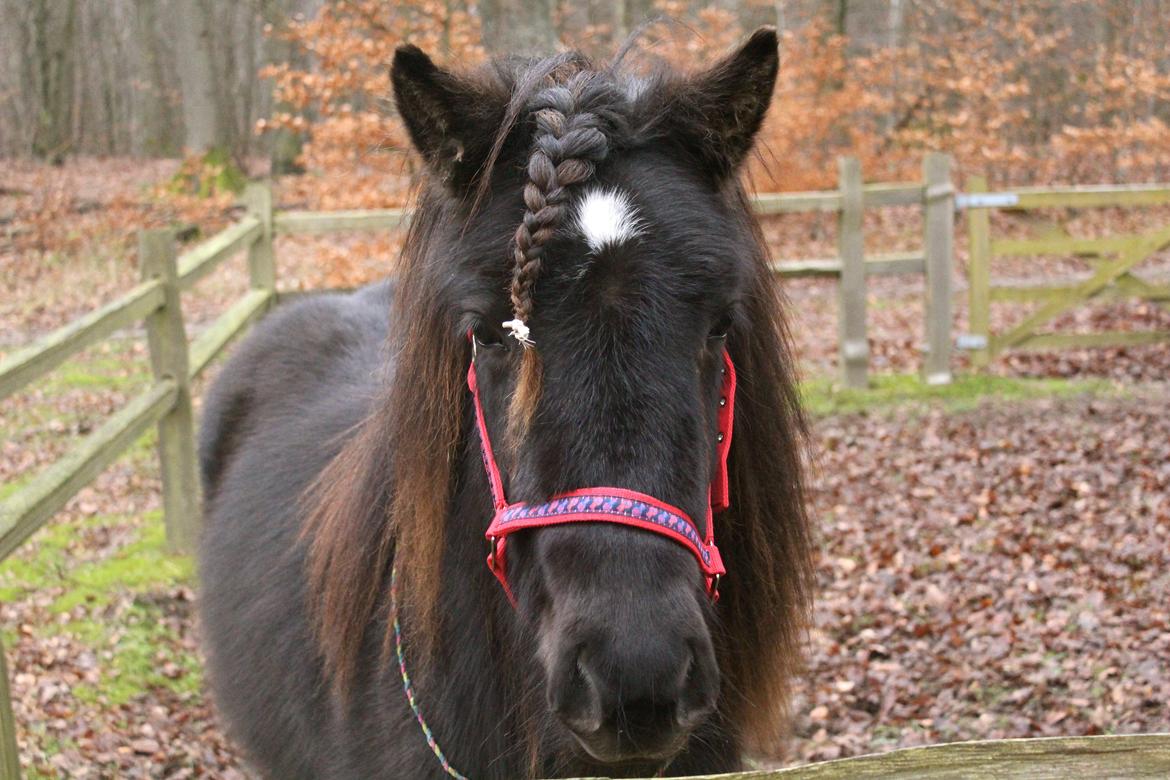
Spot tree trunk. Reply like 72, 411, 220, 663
480, 0, 558, 55
134, 0, 181, 155
30, 0, 78, 162
173, 0, 228, 152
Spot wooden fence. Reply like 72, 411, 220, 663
763, 153, 955, 387
0, 184, 278, 778
961, 179, 1170, 367
10, 160, 1170, 777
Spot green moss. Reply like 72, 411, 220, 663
24, 733, 79, 780
4, 510, 200, 707
67, 598, 202, 707
167, 146, 247, 198
0, 341, 150, 451
0, 515, 82, 600
800, 373, 1116, 417
0, 475, 29, 503
50, 514, 192, 614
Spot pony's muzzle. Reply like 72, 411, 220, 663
549, 633, 718, 763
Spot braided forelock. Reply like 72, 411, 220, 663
509, 73, 620, 333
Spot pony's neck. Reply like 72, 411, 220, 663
405, 422, 548, 777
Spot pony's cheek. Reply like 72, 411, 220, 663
497, 532, 545, 616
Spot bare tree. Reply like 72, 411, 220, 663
480, 0, 557, 55
173, 0, 232, 153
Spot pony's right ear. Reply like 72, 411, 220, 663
392, 46, 501, 191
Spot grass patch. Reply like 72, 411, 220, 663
0, 517, 78, 601
800, 373, 1116, 417
36, 349, 149, 394
68, 596, 202, 707
50, 513, 191, 613
2, 510, 200, 707
0, 475, 30, 502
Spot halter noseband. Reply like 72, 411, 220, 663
467, 339, 735, 604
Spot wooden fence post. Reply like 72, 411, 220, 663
837, 156, 867, 389
139, 229, 201, 553
0, 635, 19, 780
966, 175, 993, 370
243, 182, 276, 296
923, 153, 955, 385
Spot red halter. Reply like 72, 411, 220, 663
467, 343, 735, 605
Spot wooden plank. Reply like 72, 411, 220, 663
862, 182, 924, 207
188, 289, 273, 380
837, 157, 867, 389
922, 153, 954, 384
1015, 330, 1170, 351
752, 184, 921, 215
772, 259, 842, 277
140, 230, 201, 553
1012, 183, 1170, 210
990, 275, 1170, 303
0, 279, 164, 402
990, 235, 1135, 257
275, 287, 358, 304
0, 634, 18, 780
752, 192, 841, 214
771, 253, 925, 278
866, 252, 926, 275
274, 209, 410, 234
772, 732, 1170, 778
0, 379, 177, 562
243, 183, 276, 293
567, 734, 1170, 779
176, 215, 262, 291
996, 225, 1170, 351
966, 175, 993, 368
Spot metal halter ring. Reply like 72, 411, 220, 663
487, 535, 498, 569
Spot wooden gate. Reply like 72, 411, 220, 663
962, 179, 1170, 367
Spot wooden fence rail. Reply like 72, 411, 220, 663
567, 733, 1170, 779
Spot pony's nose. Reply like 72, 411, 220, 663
551, 636, 718, 759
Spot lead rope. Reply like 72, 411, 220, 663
390, 562, 470, 780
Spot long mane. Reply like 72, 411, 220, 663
302, 187, 469, 690
301, 51, 814, 757
715, 188, 814, 753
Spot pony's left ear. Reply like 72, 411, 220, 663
667, 27, 780, 179
392, 45, 504, 191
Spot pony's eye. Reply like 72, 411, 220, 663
709, 313, 733, 340
473, 324, 506, 349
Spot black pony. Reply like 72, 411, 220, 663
198, 28, 813, 779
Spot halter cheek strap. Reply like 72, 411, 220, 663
467, 343, 735, 604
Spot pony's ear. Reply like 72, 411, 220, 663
667, 27, 779, 179
392, 45, 502, 191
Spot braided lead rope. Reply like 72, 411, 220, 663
390, 563, 470, 780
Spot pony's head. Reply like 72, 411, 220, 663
308, 28, 812, 772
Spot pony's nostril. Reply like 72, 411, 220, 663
676, 644, 717, 729
553, 650, 603, 736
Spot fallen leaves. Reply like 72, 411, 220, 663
786, 389, 1170, 765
